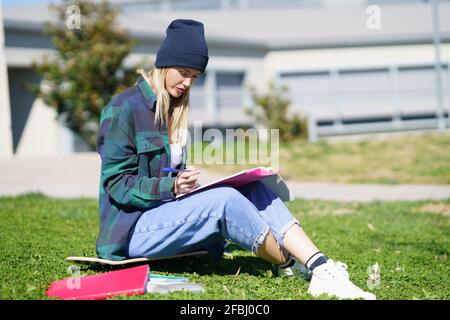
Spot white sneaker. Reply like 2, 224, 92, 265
275, 258, 312, 281
308, 259, 376, 300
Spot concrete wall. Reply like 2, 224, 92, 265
4, 46, 92, 157
0, 6, 13, 159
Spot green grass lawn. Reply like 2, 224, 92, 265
1, 193, 448, 300
194, 131, 450, 185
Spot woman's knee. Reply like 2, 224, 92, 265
209, 186, 246, 205
205, 186, 263, 229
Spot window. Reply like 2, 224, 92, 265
337, 68, 392, 120
216, 72, 245, 108
280, 71, 335, 120
189, 72, 206, 109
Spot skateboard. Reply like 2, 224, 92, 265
66, 250, 210, 266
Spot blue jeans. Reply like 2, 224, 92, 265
127, 181, 300, 259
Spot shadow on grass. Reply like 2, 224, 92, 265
78, 252, 273, 277
149, 254, 272, 277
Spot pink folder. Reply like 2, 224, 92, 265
46, 265, 149, 300
176, 166, 294, 202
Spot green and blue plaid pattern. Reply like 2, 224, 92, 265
96, 76, 184, 260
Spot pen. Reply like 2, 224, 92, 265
161, 167, 192, 174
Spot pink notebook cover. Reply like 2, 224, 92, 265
176, 167, 277, 199
46, 265, 149, 300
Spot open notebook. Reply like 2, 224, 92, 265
176, 167, 294, 202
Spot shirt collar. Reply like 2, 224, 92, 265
137, 75, 157, 112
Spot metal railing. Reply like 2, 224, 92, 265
289, 88, 450, 141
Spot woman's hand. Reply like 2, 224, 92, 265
173, 166, 200, 195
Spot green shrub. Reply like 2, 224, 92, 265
246, 81, 308, 141
31, 0, 144, 149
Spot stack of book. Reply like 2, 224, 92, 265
47, 265, 204, 300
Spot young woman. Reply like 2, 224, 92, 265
96, 19, 376, 300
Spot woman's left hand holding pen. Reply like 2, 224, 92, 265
173, 166, 200, 195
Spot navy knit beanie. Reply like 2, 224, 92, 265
155, 19, 209, 73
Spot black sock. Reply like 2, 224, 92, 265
309, 256, 328, 270
306, 252, 328, 270
277, 255, 295, 268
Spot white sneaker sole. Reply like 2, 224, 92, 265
308, 285, 376, 300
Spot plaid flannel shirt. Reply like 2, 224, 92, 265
96, 76, 186, 260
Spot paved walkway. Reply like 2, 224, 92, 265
1, 152, 450, 202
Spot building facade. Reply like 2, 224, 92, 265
1, 0, 450, 157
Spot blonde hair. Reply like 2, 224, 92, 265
137, 67, 192, 146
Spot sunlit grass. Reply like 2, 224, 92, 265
1, 193, 448, 300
